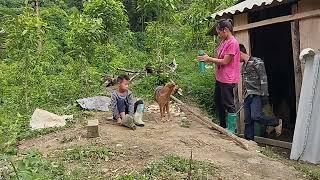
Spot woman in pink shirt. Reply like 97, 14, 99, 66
198, 19, 241, 128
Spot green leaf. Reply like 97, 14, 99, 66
22, 29, 28, 35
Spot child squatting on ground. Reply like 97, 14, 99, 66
110, 74, 145, 130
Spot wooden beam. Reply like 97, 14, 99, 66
234, 13, 249, 134
291, 4, 302, 113
234, 9, 320, 32
238, 134, 292, 149
170, 95, 249, 151
253, 136, 292, 149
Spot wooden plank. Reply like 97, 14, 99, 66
254, 136, 292, 149
234, 13, 250, 134
291, 4, 302, 113
238, 134, 292, 149
298, 0, 320, 12
298, 1, 320, 52
170, 95, 249, 151
234, 9, 320, 32
298, 0, 320, 75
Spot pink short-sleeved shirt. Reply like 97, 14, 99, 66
216, 36, 241, 84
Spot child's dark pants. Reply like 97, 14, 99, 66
117, 99, 144, 115
244, 95, 279, 140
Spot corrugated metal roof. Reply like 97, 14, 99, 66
210, 0, 286, 19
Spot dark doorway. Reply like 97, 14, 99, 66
249, 4, 296, 142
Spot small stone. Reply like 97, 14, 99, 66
173, 113, 180, 117
116, 144, 123, 148
119, 154, 125, 158
102, 168, 109, 172
247, 158, 261, 164
133, 146, 138, 149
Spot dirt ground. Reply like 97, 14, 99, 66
18, 102, 303, 180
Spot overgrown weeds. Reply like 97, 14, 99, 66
1, 146, 114, 179
1, 150, 66, 180
116, 154, 217, 179
60, 145, 113, 162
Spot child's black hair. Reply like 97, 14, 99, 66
216, 19, 234, 34
117, 74, 130, 83
239, 44, 247, 54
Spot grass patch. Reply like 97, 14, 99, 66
1, 150, 66, 180
259, 146, 280, 159
60, 135, 77, 144
116, 154, 217, 179
180, 118, 191, 128
2, 146, 114, 179
260, 146, 320, 180
294, 163, 320, 180
60, 145, 113, 162
18, 122, 74, 142
2, 150, 216, 179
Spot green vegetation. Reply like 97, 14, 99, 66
1, 149, 217, 179
60, 145, 112, 162
1, 150, 66, 179
0, 0, 236, 155
0, 0, 235, 178
260, 146, 320, 180
1, 148, 109, 179
116, 154, 217, 179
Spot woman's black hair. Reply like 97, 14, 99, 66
239, 44, 247, 54
216, 19, 234, 34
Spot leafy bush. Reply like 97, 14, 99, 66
84, 0, 129, 35
0, 0, 236, 155
3, 150, 67, 180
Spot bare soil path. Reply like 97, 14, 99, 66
18, 102, 302, 179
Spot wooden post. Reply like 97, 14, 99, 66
87, 119, 99, 138
234, 13, 250, 134
291, 4, 302, 112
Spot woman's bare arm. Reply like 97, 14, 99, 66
197, 54, 233, 65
